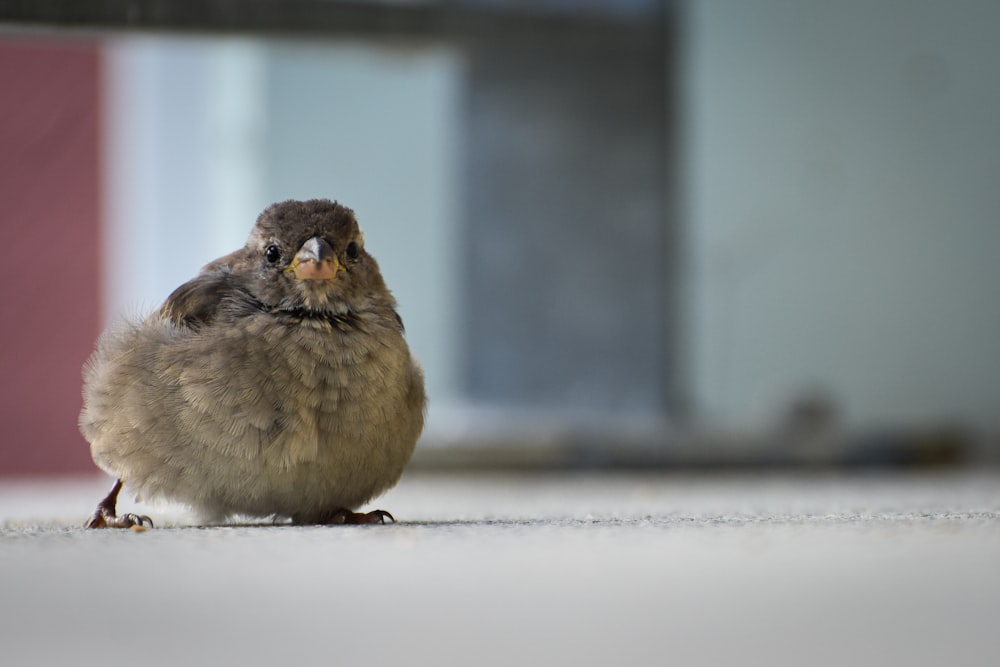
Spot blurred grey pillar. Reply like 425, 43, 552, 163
460, 27, 676, 418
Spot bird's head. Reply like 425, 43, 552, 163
241, 199, 393, 316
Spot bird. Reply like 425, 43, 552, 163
79, 199, 426, 527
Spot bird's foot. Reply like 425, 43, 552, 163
85, 479, 154, 529
323, 508, 395, 525
86, 508, 154, 530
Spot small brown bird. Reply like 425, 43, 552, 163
80, 199, 425, 527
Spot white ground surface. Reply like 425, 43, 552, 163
1, 470, 998, 666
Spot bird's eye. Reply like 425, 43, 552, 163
346, 241, 360, 260
264, 244, 281, 263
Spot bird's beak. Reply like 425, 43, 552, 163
286, 237, 340, 281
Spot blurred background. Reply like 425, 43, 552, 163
1, 0, 999, 476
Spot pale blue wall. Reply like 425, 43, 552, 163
681, 0, 1000, 431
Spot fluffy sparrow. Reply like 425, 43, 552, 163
80, 199, 425, 526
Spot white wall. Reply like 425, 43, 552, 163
681, 0, 1000, 431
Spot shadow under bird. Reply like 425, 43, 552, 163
79, 199, 426, 527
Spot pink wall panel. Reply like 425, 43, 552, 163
0, 39, 102, 475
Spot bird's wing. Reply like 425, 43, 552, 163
158, 269, 237, 328
158, 250, 260, 328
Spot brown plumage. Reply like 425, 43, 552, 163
80, 199, 425, 526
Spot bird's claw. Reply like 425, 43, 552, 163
85, 511, 153, 529
324, 508, 395, 525
84, 479, 154, 529
366, 510, 395, 524
85, 509, 154, 529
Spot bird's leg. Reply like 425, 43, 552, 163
85, 479, 154, 529
321, 508, 395, 525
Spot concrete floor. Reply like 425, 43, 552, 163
1, 470, 999, 666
